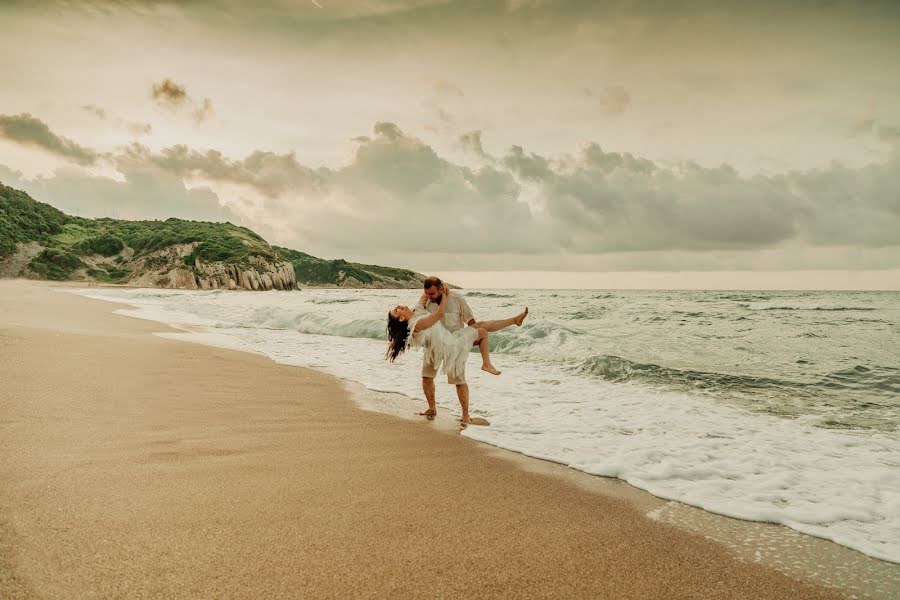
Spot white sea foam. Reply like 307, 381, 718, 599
69, 287, 900, 564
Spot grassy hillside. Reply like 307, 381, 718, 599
274, 246, 424, 288
0, 184, 69, 258
1, 183, 425, 288
1, 182, 277, 282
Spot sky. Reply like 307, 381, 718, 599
1, 0, 899, 289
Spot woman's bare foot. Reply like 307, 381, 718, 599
418, 408, 436, 417
514, 307, 529, 326
481, 364, 501, 375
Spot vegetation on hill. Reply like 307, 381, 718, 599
1, 182, 426, 289
0, 184, 69, 258
274, 246, 424, 287
1, 182, 280, 282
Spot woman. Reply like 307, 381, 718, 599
386, 285, 501, 378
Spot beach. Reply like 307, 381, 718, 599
0, 280, 848, 599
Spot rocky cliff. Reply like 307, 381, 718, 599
123, 243, 297, 291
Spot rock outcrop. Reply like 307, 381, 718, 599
123, 243, 296, 291
194, 255, 297, 291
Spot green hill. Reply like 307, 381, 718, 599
0, 182, 426, 290
274, 246, 424, 289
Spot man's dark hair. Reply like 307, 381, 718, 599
422, 276, 442, 290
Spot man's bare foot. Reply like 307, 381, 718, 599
514, 307, 529, 326
481, 364, 501, 375
418, 409, 436, 417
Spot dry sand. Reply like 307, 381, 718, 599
0, 279, 846, 599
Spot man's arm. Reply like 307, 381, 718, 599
413, 285, 448, 332
459, 295, 476, 327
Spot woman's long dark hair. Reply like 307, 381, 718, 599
386, 312, 411, 362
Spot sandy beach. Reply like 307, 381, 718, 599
0, 280, 847, 599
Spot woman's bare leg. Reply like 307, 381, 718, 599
475, 328, 501, 375
471, 307, 528, 333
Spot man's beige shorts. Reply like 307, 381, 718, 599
422, 357, 466, 385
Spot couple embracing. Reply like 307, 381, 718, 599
386, 276, 527, 424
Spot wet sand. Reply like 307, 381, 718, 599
0, 279, 846, 599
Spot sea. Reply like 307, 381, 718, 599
71, 286, 900, 566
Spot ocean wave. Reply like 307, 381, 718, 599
573, 354, 789, 392
719, 293, 772, 302
567, 306, 608, 320
216, 306, 387, 340
818, 365, 900, 396
489, 321, 587, 354
293, 314, 385, 340
573, 355, 900, 422
576, 353, 899, 389
307, 297, 361, 304
463, 291, 515, 298
744, 302, 876, 311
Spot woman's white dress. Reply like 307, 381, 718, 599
407, 310, 478, 380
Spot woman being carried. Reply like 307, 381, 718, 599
386, 284, 501, 378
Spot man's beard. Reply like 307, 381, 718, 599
432, 294, 443, 305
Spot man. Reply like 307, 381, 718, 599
417, 276, 528, 423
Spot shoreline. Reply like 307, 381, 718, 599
15, 277, 900, 293
350, 385, 900, 599
0, 279, 869, 598
72, 283, 900, 570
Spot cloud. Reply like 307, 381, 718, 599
878, 124, 900, 146
434, 79, 464, 98
81, 104, 152, 136
151, 78, 188, 107
114, 142, 323, 198
151, 78, 214, 123
279, 123, 532, 255
0, 162, 235, 223
502, 145, 552, 181
587, 85, 631, 116
126, 121, 153, 136
0, 113, 99, 165
223, 123, 899, 263
2, 116, 898, 272
459, 130, 489, 159
848, 108, 876, 137
81, 104, 107, 119
191, 97, 214, 123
